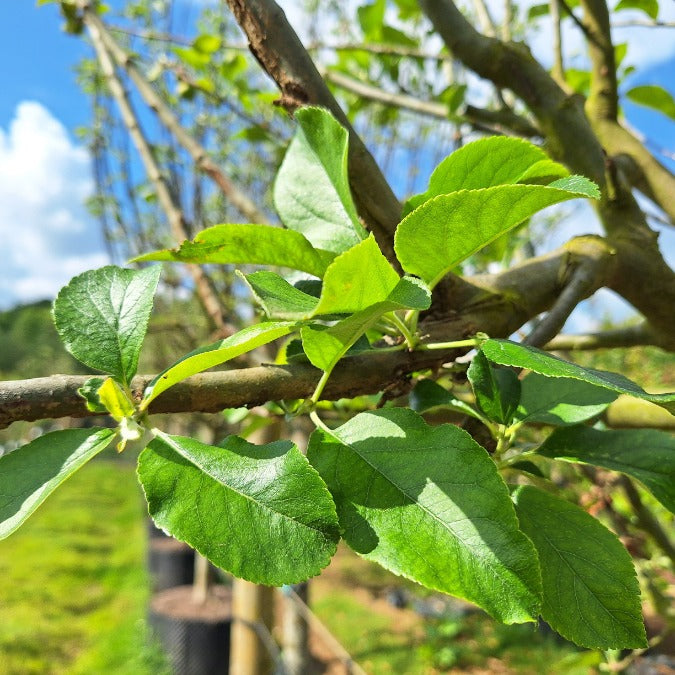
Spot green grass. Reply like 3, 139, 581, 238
0, 455, 168, 675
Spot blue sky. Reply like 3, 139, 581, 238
0, 1, 673, 333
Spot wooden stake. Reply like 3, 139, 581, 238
229, 579, 275, 675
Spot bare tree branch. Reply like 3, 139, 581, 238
550, 0, 566, 86
84, 10, 229, 334
525, 236, 614, 347
418, 0, 607, 185
3, 237, 646, 429
580, 0, 618, 121
87, 10, 271, 225
611, 19, 675, 28
471, 0, 498, 37
418, 0, 675, 342
545, 322, 671, 350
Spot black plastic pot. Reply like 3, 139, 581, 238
148, 537, 195, 592
149, 585, 232, 675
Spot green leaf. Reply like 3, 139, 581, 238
358, 0, 386, 39
467, 351, 521, 424
615, 0, 659, 20
97, 377, 136, 421
301, 276, 430, 374
625, 85, 675, 121
133, 224, 336, 278
516, 372, 617, 426
138, 433, 340, 585
538, 426, 675, 514
241, 272, 320, 320
548, 175, 602, 197
53, 265, 160, 386
192, 34, 222, 54
481, 339, 675, 413
241, 234, 418, 322
274, 107, 367, 254
395, 182, 598, 287
512, 486, 647, 649
307, 409, 542, 623
313, 235, 401, 315
142, 321, 300, 407
78, 376, 108, 413
527, 3, 550, 19
0, 428, 115, 539
403, 137, 570, 215
409, 379, 483, 420
173, 46, 211, 69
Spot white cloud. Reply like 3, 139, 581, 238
0, 102, 108, 309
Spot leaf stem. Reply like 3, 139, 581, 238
310, 369, 333, 404
309, 409, 333, 435
404, 309, 420, 335
418, 337, 481, 350
388, 312, 417, 350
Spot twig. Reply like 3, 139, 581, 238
106, 27, 458, 62
324, 69, 540, 137
83, 10, 229, 333
619, 476, 675, 564
524, 239, 615, 347
108, 24, 192, 45
558, 0, 599, 44
502, 0, 513, 41
611, 19, 675, 28
550, 0, 565, 85
545, 322, 669, 350
311, 41, 454, 62
471, 0, 498, 37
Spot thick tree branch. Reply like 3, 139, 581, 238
597, 123, 675, 225
84, 11, 229, 334
224, 0, 402, 263
418, 0, 675, 343
86, 9, 271, 225
0, 350, 454, 430
2, 237, 639, 429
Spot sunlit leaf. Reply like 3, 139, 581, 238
308, 409, 543, 623
0, 429, 115, 539
53, 266, 160, 386
139, 433, 340, 584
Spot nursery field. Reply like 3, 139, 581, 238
0, 456, 168, 675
